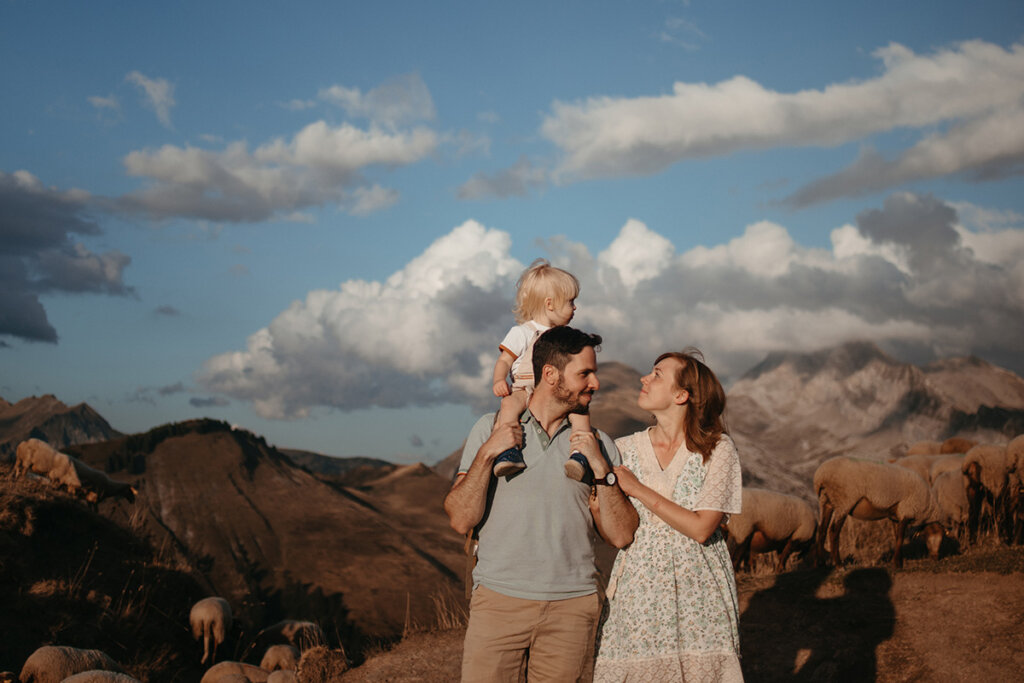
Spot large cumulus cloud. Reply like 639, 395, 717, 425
199, 193, 1024, 418
531, 40, 1024, 204
0, 171, 133, 343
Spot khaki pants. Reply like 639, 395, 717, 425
461, 585, 602, 683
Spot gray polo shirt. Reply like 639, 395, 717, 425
458, 410, 621, 600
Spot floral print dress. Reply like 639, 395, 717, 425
594, 430, 744, 682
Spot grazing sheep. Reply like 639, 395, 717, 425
931, 470, 970, 543
17, 646, 124, 683
260, 645, 299, 672
941, 436, 976, 454
61, 672, 142, 683
198, 662, 269, 683
253, 620, 326, 653
69, 457, 137, 506
191, 597, 233, 665
266, 672, 297, 683
891, 454, 947, 483
725, 487, 817, 573
14, 439, 82, 494
962, 443, 1011, 542
1006, 434, 1024, 544
929, 453, 966, 483
814, 456, 943, 569
14, 438, 135, 506
905, 440, 942, 456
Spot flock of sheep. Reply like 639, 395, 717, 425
7, 431, 1024, 680
7, 600, 340, 682
6, 438, 350, 683
724, 434, 1024, 571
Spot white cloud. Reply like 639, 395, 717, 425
116, 121, 437, 221
88, 95, 120, 111
199, 193, 1024, 417
457, 156, 547, 200
319, 73, 435, 127
540, 40, 1024, 202
125, 71, 175, 128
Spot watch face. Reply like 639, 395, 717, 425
600, 471, 617, 486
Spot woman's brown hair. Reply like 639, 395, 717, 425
656, 348, 727, 462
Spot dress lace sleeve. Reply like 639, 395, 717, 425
692, 434, 743, 514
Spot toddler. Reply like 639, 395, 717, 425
491, 259, 594, 481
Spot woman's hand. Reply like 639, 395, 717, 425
613, 465, 643, 497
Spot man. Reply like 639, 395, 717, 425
444, 326, 640, 682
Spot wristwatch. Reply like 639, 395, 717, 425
592, 471, 617, 486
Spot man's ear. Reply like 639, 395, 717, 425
541, 363, 559, 386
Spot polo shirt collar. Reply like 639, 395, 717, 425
522, 409, 572, 449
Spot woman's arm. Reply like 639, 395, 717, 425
614, 465, 724, 543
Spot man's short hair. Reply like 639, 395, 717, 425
532, 326, 602, 383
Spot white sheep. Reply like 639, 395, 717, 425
890, 453, 947, 483
13, 438, 135, 506
962, 443, 1012, 541
191, 597, 233, 665
266, 672, 297, 683
61, 672, 142, 683
198, 662, 268, 683
1006, 434, 1024, 544
929, 453, 966, 482
905, 440, 942, 456
17, 646, 125, 683
14, 439, 82, 494
259, 645, 299, 672
940, 436, 977, 454
724, 487, 817, 573
814, 456, 944, 568
931, 470, 970, 544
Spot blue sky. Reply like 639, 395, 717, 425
3, 1, 1024, 465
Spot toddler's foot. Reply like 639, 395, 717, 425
493, 447, 526, 477
564, 452, 593, 484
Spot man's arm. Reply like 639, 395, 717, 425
444, 420, 522, 535
571, 432, 638, 548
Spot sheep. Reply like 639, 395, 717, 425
259, 645, 299, 672
68, 457, 137, 506
905, 440, 942, 456
890, 453, 947, 483
14, 439, 82, 494
940, 436, 976, 454
929, 453, 966, 482
931, 470, 970, 544
17, 646, 125, 683
266, 672, 297, 683
198, 662, 268, 683
962, 443, 1012, 542
191, 597, 233, 665
14, 438, 136, 507
724, 487, 817, 573
252, 620, 326, 654
814, 456, 944, 569
61, 672, 142, 683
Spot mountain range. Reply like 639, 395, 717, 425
4, 341, 1024, 663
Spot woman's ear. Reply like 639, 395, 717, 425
675, 388, 690, 406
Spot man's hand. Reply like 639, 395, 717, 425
487, 420, 523, 460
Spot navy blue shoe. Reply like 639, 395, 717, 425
564, 452, 593, 484
493, 447, 526, 477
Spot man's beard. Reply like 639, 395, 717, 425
554, 376, 591, 415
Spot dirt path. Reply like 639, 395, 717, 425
340, 557, 1024, 681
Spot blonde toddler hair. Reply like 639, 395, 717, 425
512, 258, 580, 324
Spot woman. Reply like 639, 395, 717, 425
594, 349, 743, 682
